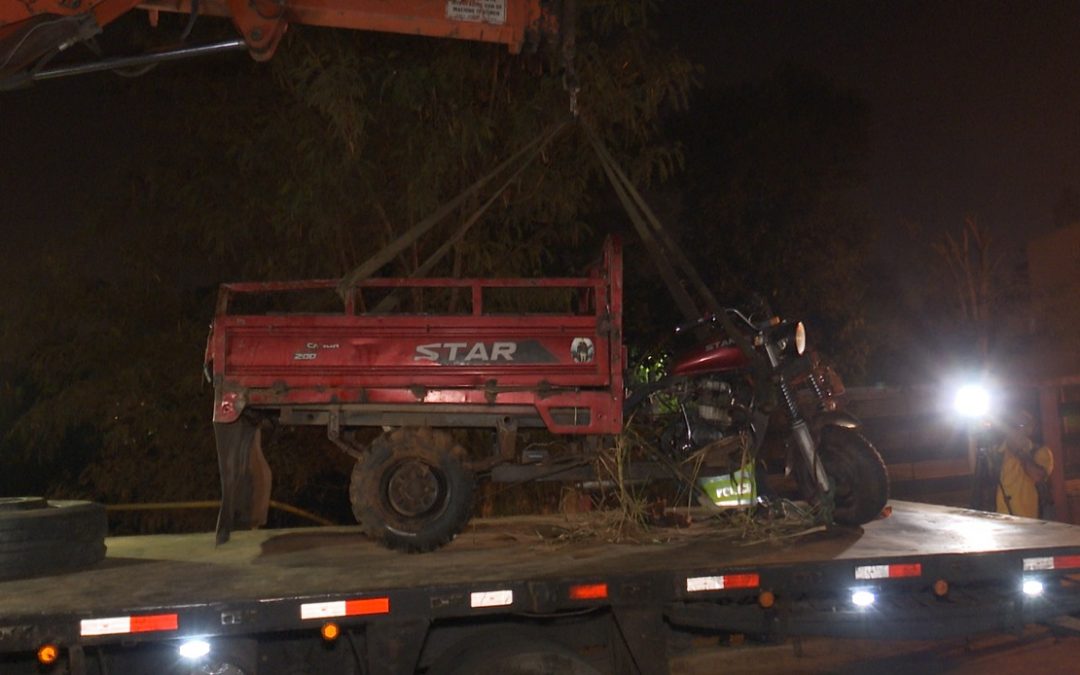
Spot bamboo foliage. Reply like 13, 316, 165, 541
0, 1, 693, 529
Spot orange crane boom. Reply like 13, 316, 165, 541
0, 0, 558, 84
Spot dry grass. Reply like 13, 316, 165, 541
703, 501, 828, 547
521, 427, 829, 548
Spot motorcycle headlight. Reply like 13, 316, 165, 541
794, 322, 806, 355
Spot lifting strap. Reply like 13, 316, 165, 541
339, 114, 767, 400
368, 119, 570, 313
338, 118, 571, 295
397, 122, 566, 279
583, 124, 703, 324
583, 123, 763, 376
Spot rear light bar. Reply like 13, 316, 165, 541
80, 613, 179, 637
686, 573, 760, 592
300, 597, 390, 620
854, 563, 922, 580
1023, 555, 1080, 571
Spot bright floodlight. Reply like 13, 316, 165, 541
178, 639, 211, 660
1022, 579, 1044, 597
953, 384, 990, 418
851, 590, 876, 607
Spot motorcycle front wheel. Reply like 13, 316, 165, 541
799, 426, 889, 526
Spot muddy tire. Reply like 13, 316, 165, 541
798, 426, 889, 526
0, 498, 107, 581
349, 428, 474, 553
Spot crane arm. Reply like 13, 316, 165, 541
0, 0, 556, 83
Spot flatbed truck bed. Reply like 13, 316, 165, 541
4, 501, 1080, 674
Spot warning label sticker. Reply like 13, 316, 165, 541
446, 0, 507, 24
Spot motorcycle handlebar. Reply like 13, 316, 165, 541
673, 315, 709, 334
673, 308, 763, 335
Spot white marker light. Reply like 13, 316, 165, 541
851, 590, 876, 608
178, 639, 211, 660
1022, 579, 1044, 597
953, 384, 990, 418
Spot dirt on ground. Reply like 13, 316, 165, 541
671, 623, 1080, 675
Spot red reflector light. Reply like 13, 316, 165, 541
130, 614, 179, 633
889, 563, 922, 578
345, 598, 390, 616
1053, 555, 1080, 570
569, 583, 608, 600
722, 574, 760, 589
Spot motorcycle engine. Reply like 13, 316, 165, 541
661, 376, 740, 459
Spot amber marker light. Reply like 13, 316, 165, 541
933, 579, 949, 597
37, 644, 59, 666
758, 591, 775, 609
321, 622, 341, 641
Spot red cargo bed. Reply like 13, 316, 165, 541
206, 237, 624, 435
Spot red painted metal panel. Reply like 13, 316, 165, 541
210, 238, 624, 435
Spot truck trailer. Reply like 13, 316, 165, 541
3, 501, 1080, 674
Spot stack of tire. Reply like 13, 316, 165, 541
0, 497, 107, 581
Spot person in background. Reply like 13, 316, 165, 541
995, 410, 1054, 519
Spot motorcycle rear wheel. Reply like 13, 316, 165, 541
800, 426, 889, 526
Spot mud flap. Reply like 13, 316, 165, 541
366, 619, 428, 675
214, 418, 272, 544
612, 605, 669, 674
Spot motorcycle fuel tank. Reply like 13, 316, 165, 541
671, 341, 750, 376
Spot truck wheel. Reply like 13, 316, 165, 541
350, 428, 474, 553
0, 498, 107, 581
429, 629, 602, 675
798, 426, 889, 526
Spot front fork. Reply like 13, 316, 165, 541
767, 343, 831, 493
791, 417, 830, 492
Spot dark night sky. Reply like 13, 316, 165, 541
3, 1, 1080, 258
663, 0, 1080, 249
